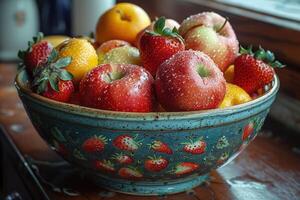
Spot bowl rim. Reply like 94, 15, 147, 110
15, 69, 279, 121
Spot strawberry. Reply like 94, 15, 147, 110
94, 160, 115, 172
149, 140, 172, 154
42, 80, 74, 102
82, 135, 107, 153
172, 162, 199, 176
242, 122, 254, 141
182, 138, 206, 154
139, 16, 185, 76
31, 49, 74, 102
113, 135, 140, 151
18, 32, 53, 73
233, 46, 285, 94
118, 167, 143, 179
112, 152, 133, 164
144, 156, 168, 172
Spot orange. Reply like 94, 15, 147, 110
56, 38, 98, 83
219, 83, 251, 108
95, 3, 151, 44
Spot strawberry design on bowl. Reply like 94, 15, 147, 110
112, 152, 134, 165
113, 135, 141, 151
182, 137, 206, 154
82, 135, 107, 153
149, 140, 173, 154
171, 162, 199, 176
94, 160, 116, 173
118, 167, 143, 180
144, 156, 168, 172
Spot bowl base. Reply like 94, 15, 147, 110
86, 173, 209, 196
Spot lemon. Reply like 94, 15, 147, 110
42, 35, 70, 47
57, 38, 98, 83
219, 83, 252, 108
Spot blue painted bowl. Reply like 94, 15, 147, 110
15, 69, 279, 195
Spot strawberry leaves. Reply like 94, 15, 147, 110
149, 16, 184, 43
32, 49, 73, 93
240, 46, 285, 68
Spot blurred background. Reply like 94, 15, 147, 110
0, 0, 300, 199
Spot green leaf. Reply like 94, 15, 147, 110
162, 27, 172, 36
58, 70, 73, 80
37, 80, 47, 94
47, 49, 58, 63
49, 77, 59, 92
154, 16, 166, 34
54, 57, 72, 68
172, 27, 179, 34
265, 50, 275, 62
271, 60, 285, 68
18, 50, 26, 59
254, 48, 266, 60
37, 32, 44, 42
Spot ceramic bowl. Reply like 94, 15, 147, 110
15, 69, 279, 195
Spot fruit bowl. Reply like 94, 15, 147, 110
15, 69, 279, 195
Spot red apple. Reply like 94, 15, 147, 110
155, 50, 226, 111
135, 18, 180, 48
79, 64, 155, 112
179, 12, 239, 72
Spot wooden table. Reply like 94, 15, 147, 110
1, 0, 300, 199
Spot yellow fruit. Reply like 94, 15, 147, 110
224, 65, 234, 83
56, 38, 98, 83
42, 35, 70, 47
219, 83, 252, 108
100, 46, 140, 65
95, 3, 151, 44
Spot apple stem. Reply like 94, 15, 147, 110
217, 17, 228, 33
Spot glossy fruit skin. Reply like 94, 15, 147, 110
97, 40, 130, 63
224, 65, 234, 83
179, 12, 239, 72
135, 18, 180, 48
82, 136, 107, 153
233, 54, 275, 94
100, 46, 141, 65
25, 41, 53, 73
79, 64, 155, 112
56, 38, 98, 83
219, 83, 252, 108
42, 80, 74, 103
140, 33, 185, 76
145, 157, 168, 172
95, 3, 151, 44
155, 50, 226, 111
